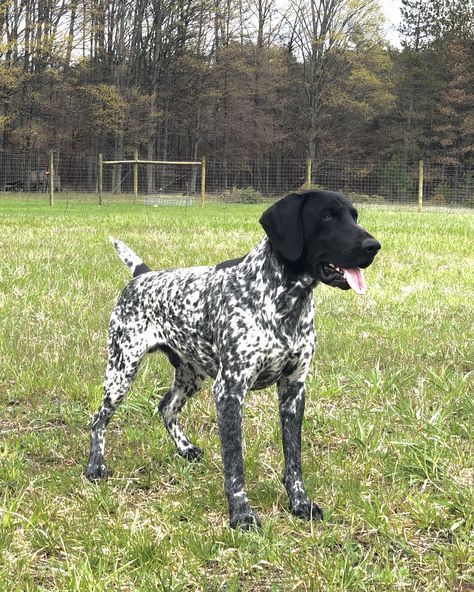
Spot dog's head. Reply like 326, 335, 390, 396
260, 190, 381, 293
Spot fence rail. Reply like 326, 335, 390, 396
0, 151, 472, 208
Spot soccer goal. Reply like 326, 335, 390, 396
98, 152, 206, 206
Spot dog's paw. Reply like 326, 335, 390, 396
230, 511, 262, 530
84, 463, 111, 481
179, 445, 204, 462
291, 500, 323, 521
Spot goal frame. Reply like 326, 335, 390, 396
98, 152, 206, 206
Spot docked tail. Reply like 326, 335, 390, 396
110, 237, 152, 277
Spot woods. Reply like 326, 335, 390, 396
0, 0, 473, 198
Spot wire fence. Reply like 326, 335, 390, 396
0, 151, 472, 208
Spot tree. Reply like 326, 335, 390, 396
396, 0, 474, 164
327, 40, 396, 161
286, 0, 383, 166
432, 41, 474, 166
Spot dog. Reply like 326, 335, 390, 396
85, 189, 381, 529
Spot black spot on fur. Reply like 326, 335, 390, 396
133, 263, 152, 277
216, 256, 245, 270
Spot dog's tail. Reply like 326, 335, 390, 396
110, 237, 152, 278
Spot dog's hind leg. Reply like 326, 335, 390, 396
85, 326, 148, 480
157, 360, 207, 461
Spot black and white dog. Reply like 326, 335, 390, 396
86, 190, 381, 529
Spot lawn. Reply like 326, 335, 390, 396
0, 199, 473, 591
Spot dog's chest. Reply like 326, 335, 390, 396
224, 286, 314, 389
251, 318, 313, 388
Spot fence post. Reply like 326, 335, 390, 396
49, 150, 55, 206
200, 157, 206, 207
306, 159, 312, 188
98, 154, 103, 205
133, 149, 139, 204
418, 160, 424, 212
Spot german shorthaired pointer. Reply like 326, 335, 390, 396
85, 190, 381, 529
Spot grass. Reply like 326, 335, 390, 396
0, 198, 473, 591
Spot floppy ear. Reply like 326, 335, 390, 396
259, 193, 308, 262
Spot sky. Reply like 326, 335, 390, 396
379, 0, 403, 46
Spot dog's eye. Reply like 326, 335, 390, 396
322, 212, 337, 222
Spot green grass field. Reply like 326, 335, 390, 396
0, 199, 473, 591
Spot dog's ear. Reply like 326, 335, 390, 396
259, 193, 308, 262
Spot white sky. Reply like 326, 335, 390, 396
379, 0, 403, 46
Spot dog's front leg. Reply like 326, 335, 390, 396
278, 377, 323, 521
213, 373, 261, 529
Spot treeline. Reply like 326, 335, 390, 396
0, 0, 473, 180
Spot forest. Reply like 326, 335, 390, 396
0, 0, 473, 199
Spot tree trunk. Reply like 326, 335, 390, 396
65, 0, 79, 68
147, 141, 155, 194
112, 132, 123, 193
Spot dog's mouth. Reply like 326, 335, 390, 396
317, 262, 366, 294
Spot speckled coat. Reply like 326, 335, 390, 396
85, 190, 381, 529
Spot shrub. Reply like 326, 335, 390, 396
346, 191, 386, 204
221, 186, 266, 203
296, 183, 324, 192
380, 160, 413, 200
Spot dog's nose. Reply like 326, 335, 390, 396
361, 238, 381, 255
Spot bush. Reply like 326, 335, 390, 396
431, 190, 447, 205
221, 186, 266, 203
296, 183, 324, 192
296, 185, 385, 203
345, 191, 386, 203
380, 160, 413, 200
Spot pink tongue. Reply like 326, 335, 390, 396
341, 267, 366, 295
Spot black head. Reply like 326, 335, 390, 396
259, 190, 381, 293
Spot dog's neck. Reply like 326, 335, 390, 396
244, 238, 318, 292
